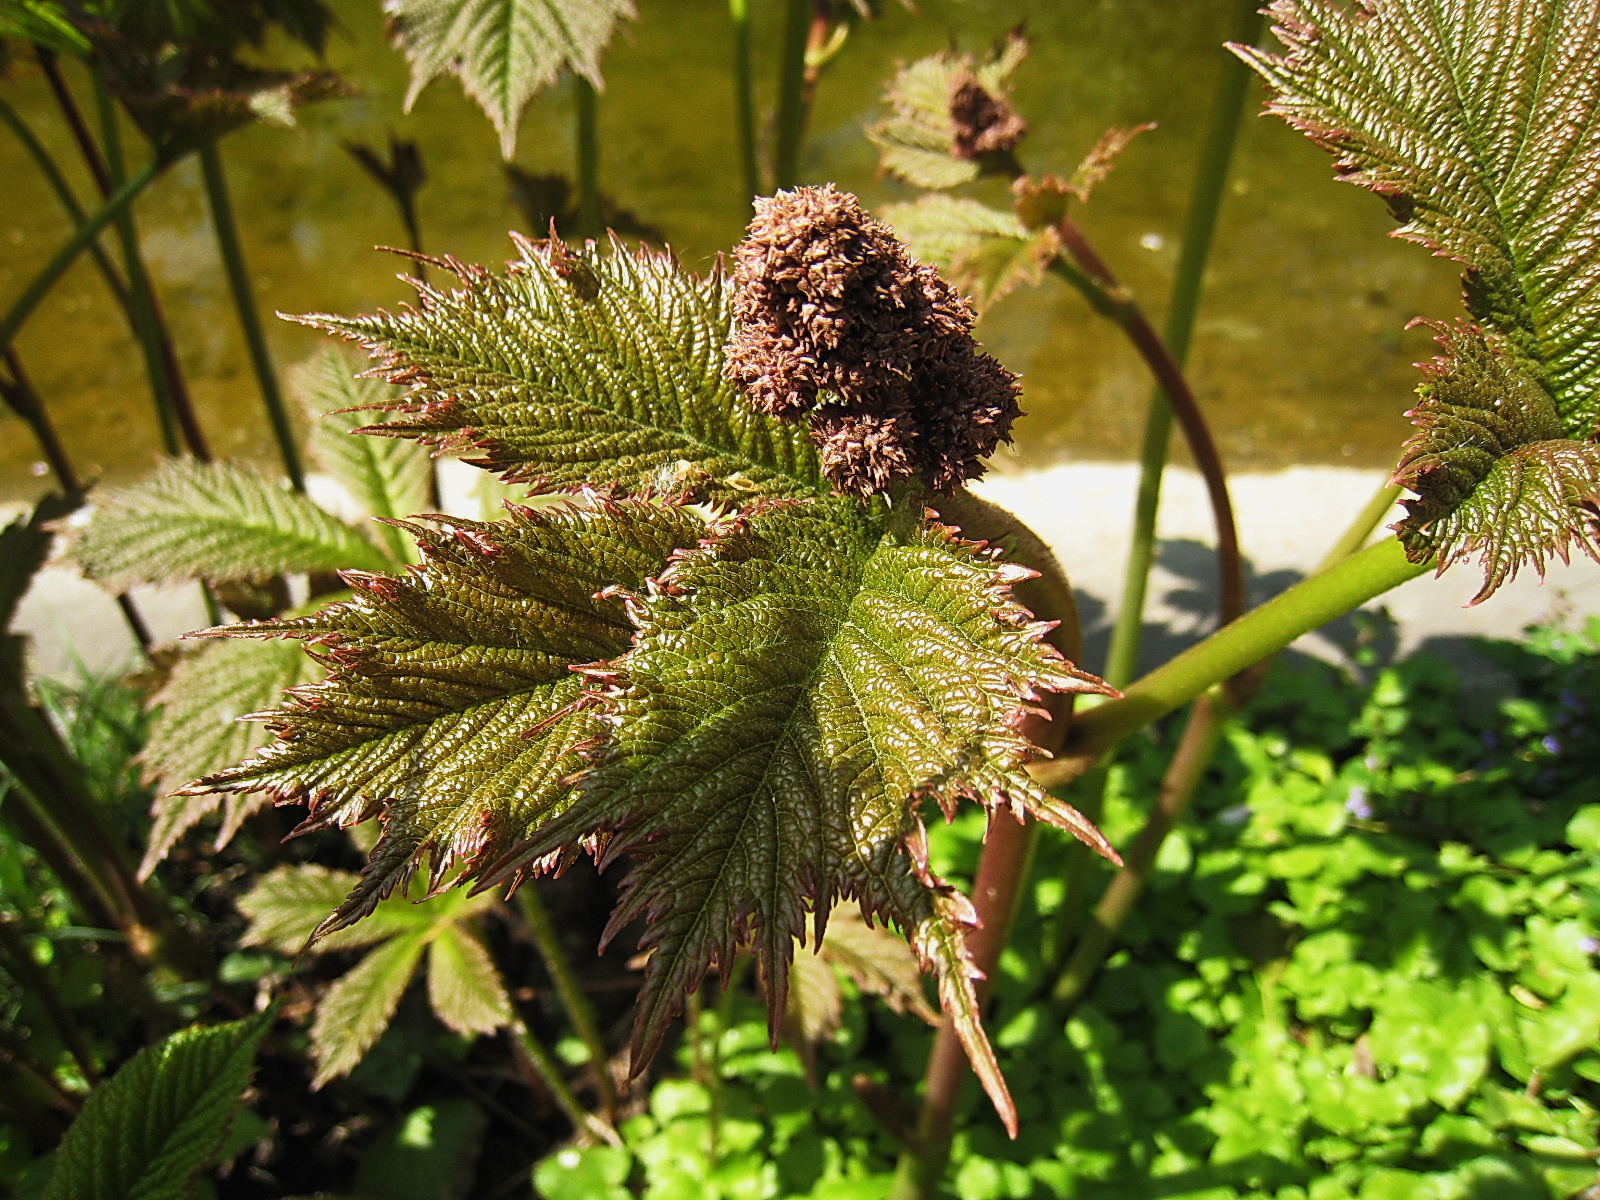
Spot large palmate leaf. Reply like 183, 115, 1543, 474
1393, 325, 1600, 603
296, 236, 826, 502
72, 459, 392, 589
1240, 0, 1600, 598
493, 497, 1115, 1132
295, 350, 433, 565
41, 1011, 271, 1200
139, 636, 324, 878
384, 0, 634, 156
189, 498, 706, 936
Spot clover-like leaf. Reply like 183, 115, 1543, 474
295, 350, 434, 565
72, 459, 393, 590
1240, 0, 1600, 600
187, 498, 707, 938
491, 497, 1115, 1133
882, 195, 1056, 312
1393, 325, 1600, 603
295, 237, 826, 503
384, 0, 634, 158
868, 32, 1029, 189
139, 636, 324, 879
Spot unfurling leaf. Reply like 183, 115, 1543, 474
1240, 0, 1600, 600
41, 1012, 271, 1200
295, 350, 434, 564
883, 195, 1056, 313
295, 236, 826, 502
868, 32, 1029, 189
490, 497, 1114, 1132
384, 0, 635, 158
189, 498, 707, 938
1394, 325, 1600, 603
72, 459, 392, 589
139, 637, 324, 878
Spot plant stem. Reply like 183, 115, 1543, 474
1041, 538, 1432, 786
0, 156, 165, 352
574, 77, 604, 241
516, 884, 619, 1123
198, 140, 304, 489
507, 1017, 619, 1146
1049, 226, 1243, 638
771, 0, 814, 189
730, 0, 761, 199
1101, 0, 1264, 690
1, 350, 81, 494
1324, 481, 1403, 564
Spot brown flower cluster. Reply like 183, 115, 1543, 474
949, 74, 1028, 160
724, 185, 1021, 495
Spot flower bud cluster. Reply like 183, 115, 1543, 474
725, 185, 1021, 495
949, 74, 1028, 160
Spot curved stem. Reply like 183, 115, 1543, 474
199, 140, 303, 489
730, 0, 761, 200
1042, 538, 1431, 787
0, 156, 165, 352
1049, 223, 1244, 635
1102, 0, 1264, 689
574, 77, 603, 241
507, 1017, 619, 1147
1323, 481, 1403, 565
771, 0, 813, 189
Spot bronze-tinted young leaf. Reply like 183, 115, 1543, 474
1393, 325, 1600, 603
72, 459, 393, 590
868, 32, 1029, 190
1238, 0, 1600, 438
384, 0, 635, 157
296, 237, 826, 502
882, 195, 1056, 313
140, 636, 324, 879
187, 499, 707, 938
490, 497, 1115, 1132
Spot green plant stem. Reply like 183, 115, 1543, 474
507, 1017, 619, 1146
1050, 226, 1243, 639
516, 884, 618, 1123
1, 350, 81, 494
1102, 0, 1263, 691
198, 140, 303, 488
1042, 538, 1432, 787
574, 76, 604, 241
0, 156, 165, 352
1325, 481, 1404, 564
889, 495, 1083, 1199
0, 915, 99, 1085
730, 0, 761, 199
771, 0, 814, 189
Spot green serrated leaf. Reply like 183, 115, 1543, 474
383, 0, 634, 157
427, 923, 512, 1035
882, 195, 1055, 313
1392, 325, 1600, 602
312, 931, 429, 1087
501, 497, 1113, 1131
72, 459, 392, 589
139, 637, 324, 879
867, 33, 1028, 190
1239, 0, 1600, 437
295, 350, 433, 565
295, 237, 826, 501
238, 864, 427, 955
189, 499, 707, 938
42, 1011, 271, 1200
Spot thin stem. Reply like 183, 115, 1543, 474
574, 77, 603, 241
1323, 481, 1403, 565
730, 0, 761, 199
1042, 538, 1432, 786
516, 884, 619, 1123
771, 0, 813, 189
507, 1017, 619, 1146
36, 49, 111, 195
1102, 0, 1264, 690
199, 140, 303, 489
2, 350, 82, 494
1050, 223, 1244, 636
0, 156, 165, 352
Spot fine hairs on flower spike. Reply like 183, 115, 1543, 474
724, 184, 1022, 496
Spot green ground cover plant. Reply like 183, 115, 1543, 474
2, 0, 1598, 1196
